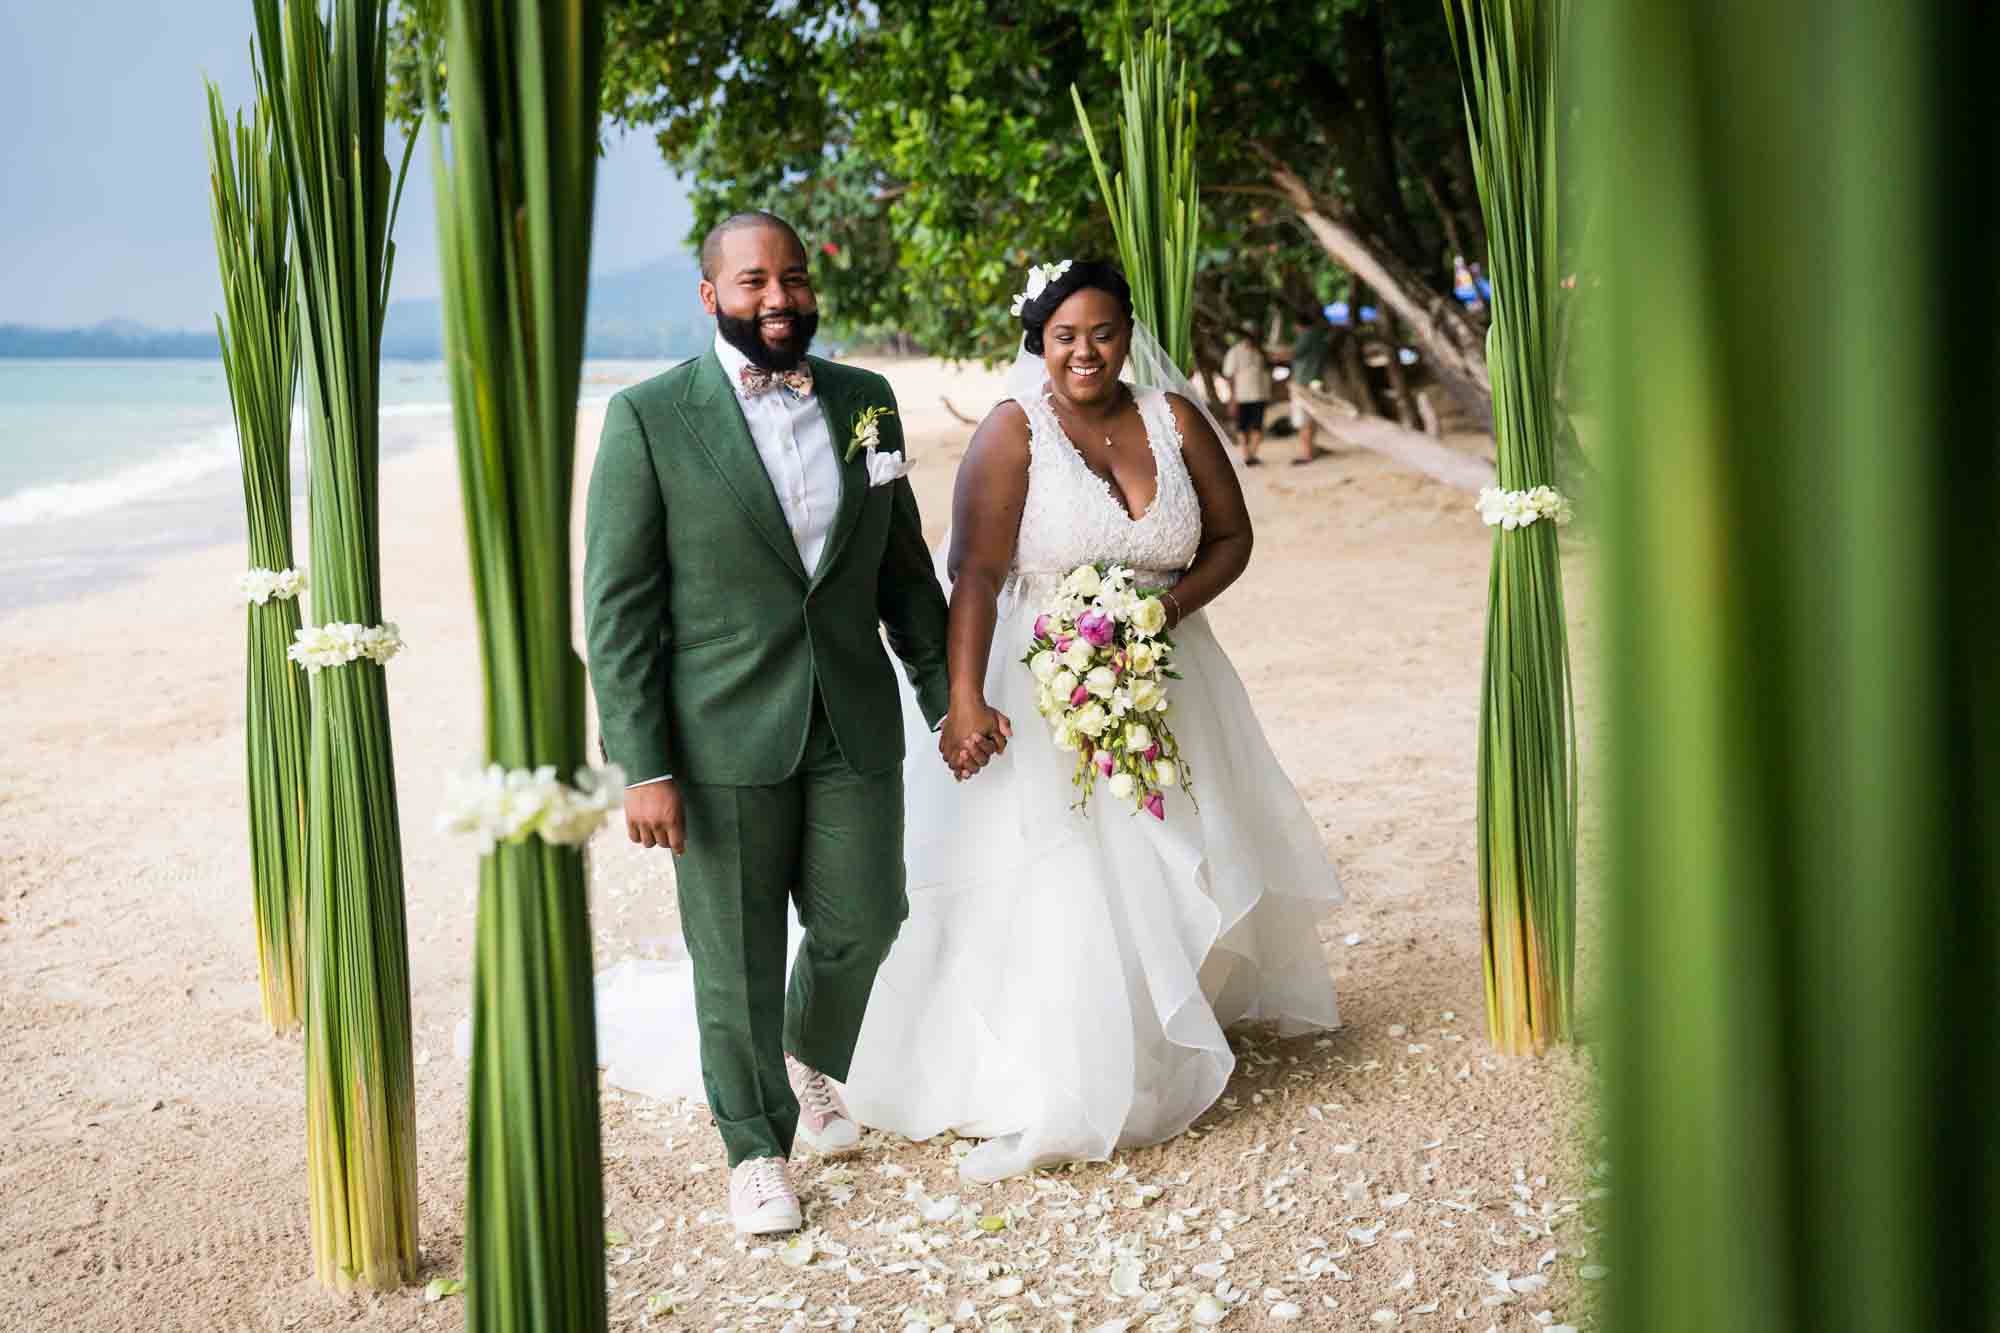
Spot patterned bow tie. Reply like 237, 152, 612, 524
738, 363, 815, 399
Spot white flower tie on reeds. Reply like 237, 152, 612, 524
254, 0, 422, 1292
238, 566, 308, 604
1476, 485, 1573, 530
437, 764, 625, 853
206, 81, 309, 1037
286, 621, 405, 673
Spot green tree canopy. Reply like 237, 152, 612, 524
393, 0, 1491, 402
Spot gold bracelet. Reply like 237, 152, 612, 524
1163, 590, 1184, 625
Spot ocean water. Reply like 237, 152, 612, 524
0, 358, 676, 612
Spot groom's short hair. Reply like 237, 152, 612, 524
700, 211, 806, 280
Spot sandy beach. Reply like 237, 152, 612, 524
0, 358, 1599, 1331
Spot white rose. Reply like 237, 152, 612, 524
1073, 702, 1109, 738
1123, 723, 1152, 753
1154, 760, 1180, 788
1128, 678, 1165, 713
1107, 772, 1137, 801
1054, 721, 1081, 752
1128, 595, 1168, 638
1060, 638, 1096, 672
1051, 669, 1080, 699
1030, 650, 1059, 683
1085, 666, 1117, 699
1062, 564, 1102, 598
1126, 641, 1157, 674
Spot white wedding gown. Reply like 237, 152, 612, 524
592, 383, 1343, 1182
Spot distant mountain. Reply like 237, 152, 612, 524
2, 253, 710, 361
382, 252, 711, 359
0, 320, 220, 358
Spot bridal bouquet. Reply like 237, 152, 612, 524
1023, 562, 1193, 819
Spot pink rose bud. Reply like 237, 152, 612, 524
1077, 610, 1116, 648
1145, 744, 1161, 763
1095, 751, 1115, 777
1055, 635, 1074, 654
1070, 684, 1090, 707
1144, 791, 1166, 821
1034, 613, 1051, 639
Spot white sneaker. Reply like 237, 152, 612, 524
787, 1052, 862, 1155
729, 1156, 802, 1235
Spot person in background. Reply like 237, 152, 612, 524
1287, 312, 1332, 466
1221, 327, 1274, 466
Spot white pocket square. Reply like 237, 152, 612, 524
864, 450, 914, 487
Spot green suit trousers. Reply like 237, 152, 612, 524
673, 693, 907, 1165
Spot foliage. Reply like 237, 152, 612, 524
1588, 0, 1999, 1325
1073, 23, 1200, 376
205, 81, 310, 1036
425, 0, 610, 1325
1447, 0, 1576, 1055
389, 0, 1483, 366
253, 0, 421, 1291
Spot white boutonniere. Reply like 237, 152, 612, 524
846, 405, 912, 487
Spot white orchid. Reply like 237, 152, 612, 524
438, 761, 626, 853
1008, 258, 1075, 316
289, 620, 404, 673
1476, 484, 1574, 530
238, 566, 308, 605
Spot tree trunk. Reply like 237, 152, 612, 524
1257, 146, 1493, 430
1331, 328, 1385, 418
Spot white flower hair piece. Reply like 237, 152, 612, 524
437, 762, 626, 854
239, 566, 308, 605
288, 621, 405, 673
1009, 259, 1075, 317
1476, 485, 1574, 531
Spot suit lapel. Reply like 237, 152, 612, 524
675, 349, 810, 583
809, 358, 870, 588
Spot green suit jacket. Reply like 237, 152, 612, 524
583, 349, 951, 787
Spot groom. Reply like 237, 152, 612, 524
584, 211, 953, 1234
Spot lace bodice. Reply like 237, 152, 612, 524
1010, 386, 1203, 583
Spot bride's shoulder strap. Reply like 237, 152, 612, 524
1141, 386, 1191, 455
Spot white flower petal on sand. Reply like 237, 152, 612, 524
1110, 1258, 1145, 1298
1192, 1293, 1229, 1326
776, 1235, 815, 1268
1270, 1302, 1303, 1321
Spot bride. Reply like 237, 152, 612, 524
594, 259, 1343, 1182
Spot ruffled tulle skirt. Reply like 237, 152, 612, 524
591, 571, 1344, 1182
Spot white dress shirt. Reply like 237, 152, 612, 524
629, 334, 844, 789
712, 332, 844, 574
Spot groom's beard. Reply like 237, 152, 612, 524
716, 308, 819, 372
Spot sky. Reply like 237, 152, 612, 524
0, 1, 695, 329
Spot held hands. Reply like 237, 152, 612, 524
940, 701, 1012, 782
625, 779, 686, 854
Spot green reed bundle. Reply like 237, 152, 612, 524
1072, 23, 1200, 377
426, 1, 609, 1326
205, 81, 310, 1035
1583, 1, 1998, 1326
252, 0, 420, 1292
1445, 0, 1578, 1056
